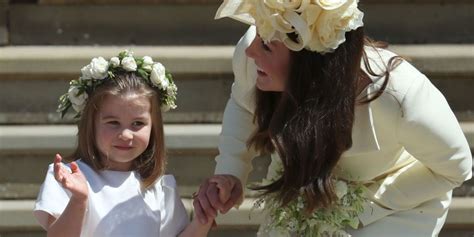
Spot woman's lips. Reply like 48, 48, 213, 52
257, 68, 267, 77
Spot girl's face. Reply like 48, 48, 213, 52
245, 35, 291, 92
95, 94, 152, 171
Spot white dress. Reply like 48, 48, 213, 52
34, 160, 189, 237
214, 26, 473, 237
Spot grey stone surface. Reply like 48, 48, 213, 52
0, 46, 234, 74
7, 3, 474, 45
8, 5, 247, 45
0, 3, 7, 45
361, 3, 474, 44
0, 73, 232, 124
0, 152, 270, 198
1, 76, 472, 124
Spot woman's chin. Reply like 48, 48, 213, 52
256, 76, 283, 92
256, 76, 271, 91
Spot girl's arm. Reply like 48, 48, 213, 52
46, 196, 87, 237
178, 218, 214, 237
46, 154, 89, 237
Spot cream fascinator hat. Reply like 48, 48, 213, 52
215, 0, 364, 54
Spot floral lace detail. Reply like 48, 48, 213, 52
253, 159, 366, 237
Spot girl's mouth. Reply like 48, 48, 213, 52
114, 146, 133, 150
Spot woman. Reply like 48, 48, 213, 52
194, 0, 472, 236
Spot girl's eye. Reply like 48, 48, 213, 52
107, 121, 120, 125
132, 121, 145, 127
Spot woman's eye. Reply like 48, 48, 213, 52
261, 41, 271, 51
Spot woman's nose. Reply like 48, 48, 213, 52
118, 129, 133, 140
245, 36, 259, 59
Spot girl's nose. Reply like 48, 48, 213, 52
118, 129, 133, 140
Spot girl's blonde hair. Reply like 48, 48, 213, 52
68, 73, 166, 188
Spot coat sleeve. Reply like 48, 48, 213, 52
214, 26, 259, 196
368, 69, 472, 213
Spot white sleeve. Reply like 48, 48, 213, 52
159, 175, 189, 237
214, 26, 259, 191
33, 163, 71, 230
370, 72, 472, 211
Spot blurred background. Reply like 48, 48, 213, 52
0, 0, 473, 236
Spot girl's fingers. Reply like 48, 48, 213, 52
197, 182, 218, 221
55, 153, 62, 163
53, 154, 63, 181
193, 197, 207, 224
70, 161, 80, 174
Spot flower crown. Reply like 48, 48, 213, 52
58, 50, 178, 118
215, 0, 364, 53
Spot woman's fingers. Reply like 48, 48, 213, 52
221, 177, 243, 214
209, 174, 242, 213
207, 182, 225, 212
209, 176, 232, 203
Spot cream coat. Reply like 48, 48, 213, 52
214, 26, 472, 236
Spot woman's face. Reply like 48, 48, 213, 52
245, 35, 291, 92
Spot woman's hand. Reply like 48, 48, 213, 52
53, 154, 88, 201
193, 174, 243, 224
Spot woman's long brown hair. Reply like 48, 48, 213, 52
248, 27, 402, 213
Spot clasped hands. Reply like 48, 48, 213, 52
193, 174, 244, 225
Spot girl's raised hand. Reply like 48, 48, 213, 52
53, 154, 88, 201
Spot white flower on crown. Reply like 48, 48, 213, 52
161, 104, 171, 112
166, 83, 178, 95
80, 57, 109, 80
142, 56, 154, 72
150, 63, 169, 90
121, 56, 137, 71
109, 56, 120, 67
58, 50, 178, 119
67, 85, 88, 113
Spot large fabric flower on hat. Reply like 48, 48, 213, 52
215, 0, 364, 54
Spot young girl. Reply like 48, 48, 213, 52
34, 51, 214, 237
195, 0, 472, 236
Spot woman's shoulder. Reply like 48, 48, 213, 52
363, 46, 430, 101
